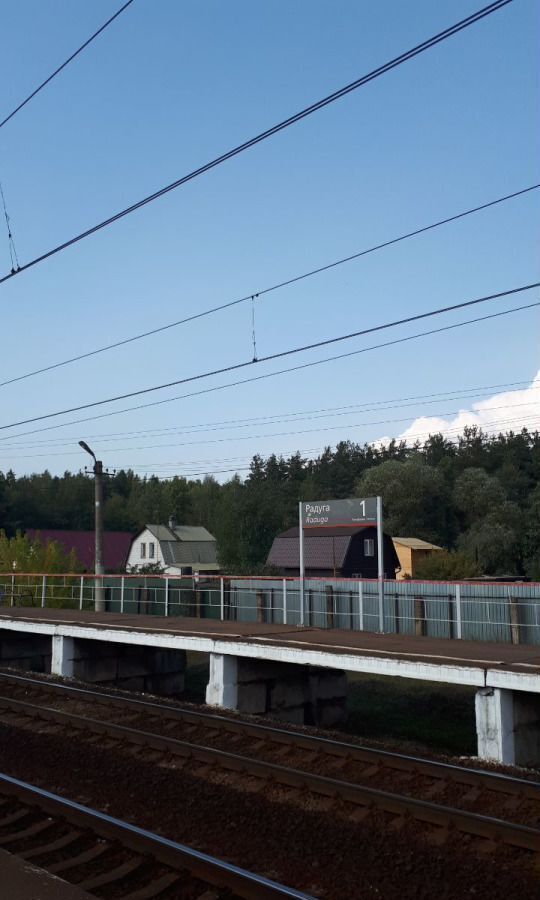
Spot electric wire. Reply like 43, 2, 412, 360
114, 413, 540, 479
2, 385, 539, 451
1, 296, 538, 439
2, 401, 537, 459
0, 376, 532, 446
2, 182, 536, 389
0, 282, 536, 432
0, 0, 513, 287
0, 181, 20, 273
0, 0, 135, 132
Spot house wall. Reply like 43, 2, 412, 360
126, 528, 166, 571
344, 531, 398, 578
394, 545, 443, 579
395, 545, 413, 579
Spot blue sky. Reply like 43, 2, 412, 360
0, 0, 538, 478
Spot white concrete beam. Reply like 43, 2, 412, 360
205, 653, 238, 709
51, 635, 75, 678
475, 688, 515, 764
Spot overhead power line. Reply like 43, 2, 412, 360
3, 303, 538, 443
0, 376, 532, 446
0, 0, 512, 286
115, 413, 540, 478
0, 0, 135, 131
3, 400, 537, 460
2, 382, 537, 450
2, 181, 537, 389
0, 283, 537, 432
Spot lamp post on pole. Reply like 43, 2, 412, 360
79, 441, 105, 612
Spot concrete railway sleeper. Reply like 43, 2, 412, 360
0, 670, 538, 804
0, 772, 312, 900
0, 693, 539, 860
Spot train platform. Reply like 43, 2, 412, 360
0, 605, 538, 685
0, 606, 539, 766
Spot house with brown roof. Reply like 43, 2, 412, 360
266, 525, 400, 579
392, 537, 444, 580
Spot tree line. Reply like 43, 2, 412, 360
0, 426, 538, 578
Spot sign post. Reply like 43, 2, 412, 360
298, 496, 384, 631
377, 495, 384, 633
298, 501, 305, 626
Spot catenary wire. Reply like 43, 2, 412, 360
114, 414, 540, 478
0, 1, 135, 131
0, 282, 536, 432
0, 0, 513, 287
0, 377, 532, 446
2, 402, 537, 459
1, 182, 536, 389
2, 389, 539, 451
2, 298, 538, 440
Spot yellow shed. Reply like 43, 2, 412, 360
392, 537, 444, 580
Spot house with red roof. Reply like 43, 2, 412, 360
26, 529, 133, 573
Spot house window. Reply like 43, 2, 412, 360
364, 538, 375, 557
148, 542, 155, 559
140, 542, 146, 559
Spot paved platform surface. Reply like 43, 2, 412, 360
0, 849, 92, 899
1, 606, 539, 676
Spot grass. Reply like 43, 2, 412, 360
182, 654, 478, 756
345, 672, 477, 755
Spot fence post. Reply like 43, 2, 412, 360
414, 597, 426, 637
41, 575, 47, 608
220, 577, 225, 621
282, 579, 287, 625
164, 577, 169, 617
325, 585, 334, 629
509, 589, 520, 645
455, 583, 462, 639
79, 576, 84, 610
256, 590, 265, 624
120, 576, 125, 614
358, 581, 364, 631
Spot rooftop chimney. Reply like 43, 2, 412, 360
169, 516, 177, 531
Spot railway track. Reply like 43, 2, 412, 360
0, 772, 312, 899
0, 670, 539, 862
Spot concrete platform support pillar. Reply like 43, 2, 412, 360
475, 688, 540, 767
51, 635, 75, 678
205, 654, 348, 726
63, 639, 187, 696
206, 653, 239, 709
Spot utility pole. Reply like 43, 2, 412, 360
79, 441, 105, 612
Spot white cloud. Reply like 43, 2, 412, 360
378, 370, 540, 446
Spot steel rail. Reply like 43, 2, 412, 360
1, 693, 539, 855
0, 670, 537, 799
0, 772, 312, 900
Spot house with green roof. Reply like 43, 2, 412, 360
126, 518, 219, 575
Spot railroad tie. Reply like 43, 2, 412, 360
120, 871, 182, 900
78, 856, 145, 891
19, 828, 83, 860
48, 840, 109, 874
0, 817, 53, 845
0, 807, 29, 827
